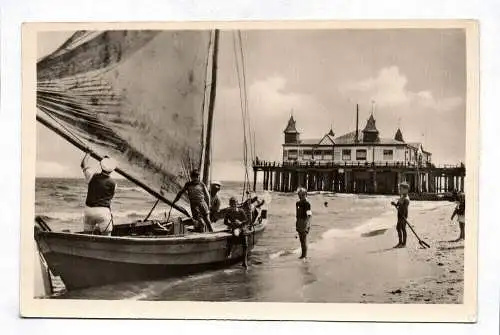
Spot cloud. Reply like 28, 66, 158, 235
339, 66, 465, 165
36, 160, 124, 179
341, 66, 463, 112
214, 75, 330, 163
211, 160, 263, 182
36, 161, 76, 178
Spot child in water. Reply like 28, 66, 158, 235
296, 187, 312, 259
450, 192, 465, 241
391, 182, 410, 248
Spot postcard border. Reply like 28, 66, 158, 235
20, 20, 479, 322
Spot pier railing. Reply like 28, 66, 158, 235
252, 159, 465, 194
252, 160, 464, 170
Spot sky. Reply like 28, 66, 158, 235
36, 29, 466, 181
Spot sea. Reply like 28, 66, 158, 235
35, 177, 439, 302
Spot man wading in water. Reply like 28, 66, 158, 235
81, 153, 117, 235
296, 187, 312, 259
173, 169, 213, 232
224, 196, 249, 268
391, 182, 410, 248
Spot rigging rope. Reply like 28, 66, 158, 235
238, 31, 255, 164
39, 107, 88, 149
237, 31, 254, 195
232, 31, 252, 201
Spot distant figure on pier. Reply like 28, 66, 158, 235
391, 182, 410, 248
209, 181, 222, 222
296, 187, 312, 259
451, 192, 465, 241
324, 201, 328, 208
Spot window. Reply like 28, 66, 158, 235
342, 149, 351, 161
302, 150, 313, 156
334, 150, 341, 161
383, 149, 394, 160
323, 150, 334, 156
288, 149, 298, 157
356, 149, 367, 160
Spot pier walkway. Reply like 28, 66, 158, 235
252, 160, 465, 195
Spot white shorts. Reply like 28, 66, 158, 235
84, 206, 113, 235
457, 214, 465, 224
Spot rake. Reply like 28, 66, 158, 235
405, 219, 431, 249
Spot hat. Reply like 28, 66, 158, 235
211, 181, 221, 188
399, 181, 409, 189
100, 157, 116, 173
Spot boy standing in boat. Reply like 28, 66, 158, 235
451, 192, 465, 241
173, 169, 213, 232
391, 181, 410, 248
296, 187, 312, 259
224, 196, 249, 268
81, 153, 117, 235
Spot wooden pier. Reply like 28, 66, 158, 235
252, 160, 465, 195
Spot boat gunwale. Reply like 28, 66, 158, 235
36, 220, 268, 245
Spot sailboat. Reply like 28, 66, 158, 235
34, 29, 269, 291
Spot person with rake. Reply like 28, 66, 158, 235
391, 181, 410, 248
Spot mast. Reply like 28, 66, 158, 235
202, 29, 220, 186
36, 114, 190, 217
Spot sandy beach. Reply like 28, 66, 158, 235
303, 200, 464, 304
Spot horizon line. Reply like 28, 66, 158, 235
35, 176, 250, 182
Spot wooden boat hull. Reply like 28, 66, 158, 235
35, 221, 267, 290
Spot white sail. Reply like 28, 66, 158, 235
37, 30, 213, 211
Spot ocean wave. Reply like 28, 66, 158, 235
321, 209, 394, 239
124, 269, 236, 301
55, 185, 71, 191
268, 248, 301, 259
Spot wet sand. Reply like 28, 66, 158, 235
307, 201, 464, 304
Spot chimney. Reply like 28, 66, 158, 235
355, 103, 359, 143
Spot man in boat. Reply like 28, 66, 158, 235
391, 181, 410, 248
173, 169, 213, 232
209, 181, 222, 223
240, 192, 265, 225
81, 153, 117, 235
224, 196, 249, 268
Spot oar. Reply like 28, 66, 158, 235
405, 219, 431, 249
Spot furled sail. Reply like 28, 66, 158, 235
37, 30, 213, 213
